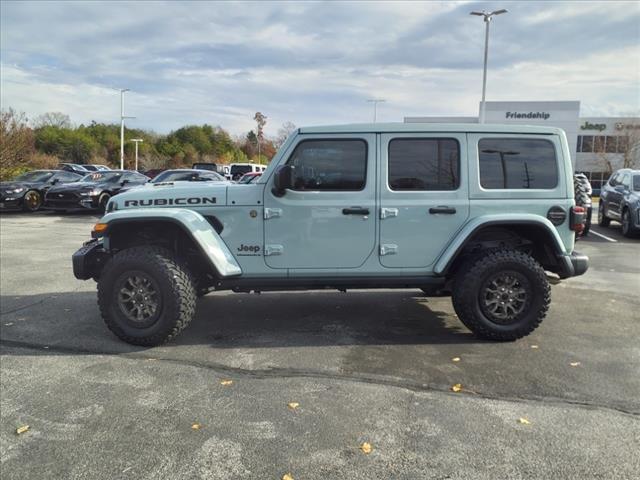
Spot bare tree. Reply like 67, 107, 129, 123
253, 112, 267, 159
274, 121, 297, 149
33, 112, 71, 129
594, 127, 640, 172
0, 109, 34, 177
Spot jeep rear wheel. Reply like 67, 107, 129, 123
97, 246, 196, 346
452, 250, 550, 341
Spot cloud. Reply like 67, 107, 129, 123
1, 0, 638, 135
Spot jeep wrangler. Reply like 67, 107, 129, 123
73, 123, 589, 346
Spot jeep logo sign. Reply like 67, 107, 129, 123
124, 197, 217, 207
581, 121, 606, 131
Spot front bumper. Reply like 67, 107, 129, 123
0, 194, 25, 210
45, 192, 100, 211
72, 239, 108, 280
558, 251, 589, 279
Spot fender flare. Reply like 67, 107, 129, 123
434, 214, 570, 276
98, 208, 242, 277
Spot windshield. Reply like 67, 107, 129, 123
633, 175, 640, 191
15, 171, 55, 183
80, 172, 123, 183
152, 171, 223, 183
230, 165, 252, 175
238, 174, 259, 184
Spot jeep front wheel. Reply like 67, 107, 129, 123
97, 246, 196, 346
452, 250, 550, 341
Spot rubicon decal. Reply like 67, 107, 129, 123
124, 197, 217, 207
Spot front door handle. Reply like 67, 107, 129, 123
343, 207, 370, 215
429, 206, 457, 215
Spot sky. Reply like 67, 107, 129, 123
1, 0, 639, 137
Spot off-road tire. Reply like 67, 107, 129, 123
22, 190, 42, 212
97, 246, 196, 346
98, 193, 111, 213
598, 203, 610, 227
452, 249, 550, 341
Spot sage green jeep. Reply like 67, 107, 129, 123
73, 123, 588, 346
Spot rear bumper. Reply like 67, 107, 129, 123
72, 240, 108, 280
558, 251, 589, 279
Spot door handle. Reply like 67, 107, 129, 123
429, 206, 457, 215
342, 207, 370, 215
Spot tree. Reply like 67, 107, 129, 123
0, 108, 34, 177
33, 112, 72, 129
274, 121, 296, 149
253, 112, 267, 158
594, 127, 640, 173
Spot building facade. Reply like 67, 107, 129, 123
405, 101, 639, 190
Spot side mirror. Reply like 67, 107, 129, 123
120, 179, 130, 186
272, 165, 293, 197
51, 178, 60, 185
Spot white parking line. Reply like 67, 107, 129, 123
589, 229, 618, 243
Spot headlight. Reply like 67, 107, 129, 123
7, 187, 25, 194
80, 189, 101, 196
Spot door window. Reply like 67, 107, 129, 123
286, 139, 367, 191
621, 174, 630, 189
478, 138, 558, 189
388, 138, 459, 190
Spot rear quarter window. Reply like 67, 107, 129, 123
478, 138, 558, 189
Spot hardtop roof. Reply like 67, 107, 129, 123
298, 123, 564, 135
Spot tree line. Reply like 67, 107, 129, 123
0, 108, 297, 180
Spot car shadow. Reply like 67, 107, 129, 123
0, 290, 479, 356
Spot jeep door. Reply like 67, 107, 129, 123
263, 134, 376, 269
378, 133, 469, 269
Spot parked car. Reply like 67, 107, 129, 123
229, 163, 266, 181
153, 169, 226, 183
45, 170, 149, 212
58, 163, 90, 175
0, 170, 82, 212
74, 123, 589, 346
83, 164, 111, 172
574, 173, 592, 237
237, 172, 262, 184
598, 168, 640, 237
192, 162, 218, 172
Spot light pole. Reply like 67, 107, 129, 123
367, 99, 386, 123
119, 88, 135, 170
130, 138, 144, 171
470, 9, 508, 123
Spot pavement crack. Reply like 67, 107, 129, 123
2, 337, 639, 418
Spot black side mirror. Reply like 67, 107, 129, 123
272, 165, 293, 197
51, 178, 60, 185
120, 179, 130, 186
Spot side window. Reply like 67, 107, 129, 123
55, 172, 78, 182
286, 139, 367, 191
388, 138, 460, 191
478, 138, 558, 189
621, 174, 630, 189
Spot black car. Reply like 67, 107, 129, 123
0, 170, 82, 212
58, 163, 91, 175
44, 170, 149, 212
598, 168, 640, 237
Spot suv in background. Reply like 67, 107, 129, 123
598, 168, 640, 237
73, 123, 588, 346
229, 163, 266, 180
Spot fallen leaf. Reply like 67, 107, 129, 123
530, 345, 539, 349
360, 442, 373, 454
451, 383, 463, 392
282, 474, 294, 480
518, 417, 531, 425
220, 379, 233, 386
287, 402, 300, 410
452, 357, 461, 362
16, 425, 29, 435
570, 362, 581, 367
191, 423, 201, 430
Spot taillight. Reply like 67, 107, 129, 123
570, 206, 586, 232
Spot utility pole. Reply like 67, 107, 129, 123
367, 99, 386, 123
119, 89, 135, 169
130, 138, 144, 171
470, 9, 508, 123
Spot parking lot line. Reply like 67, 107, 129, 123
589, 229, 618, 243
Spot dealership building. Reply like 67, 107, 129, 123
405, 101, 639, 189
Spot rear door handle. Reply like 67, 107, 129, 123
429, 206, 457, 215
342, 207, 370, 215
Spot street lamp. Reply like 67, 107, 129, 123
129, 138, 144, 171
119, 88, 135, 170
470, 9, 508, 124
367, 99, 386, 123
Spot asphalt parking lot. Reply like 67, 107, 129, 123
1, 210, 639, 479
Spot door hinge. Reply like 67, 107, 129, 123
264, 244, 284, 256
264, 208, 282, 220
380, 244, 398, 256
380, 207, 398, 219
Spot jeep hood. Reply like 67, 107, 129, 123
111, 181, 229, 208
